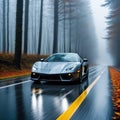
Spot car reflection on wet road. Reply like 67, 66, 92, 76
0, 66, 113, 120
31, 80, 88, 120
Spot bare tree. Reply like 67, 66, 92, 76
24, 0, 29, 54
3, 0, 6, 52
13, 0, 23, 69
7, 0, 9, 53
69, 0, 72, 52
63, 0, 66, 52
38, 0, 44, 54
53, 0, 59, 53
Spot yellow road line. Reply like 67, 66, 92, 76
57, 68, 105, 120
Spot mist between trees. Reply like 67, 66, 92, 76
0, 0, 120, 68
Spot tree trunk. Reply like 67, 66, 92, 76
3, 0, 6, 52
63, 0, 66, 52
38, 0, 43, 54
7, 0, 9, 53
13, 0, 23, 69
53, 0, 58, 53
24, 0, 29, 54
69, 1, 71, 52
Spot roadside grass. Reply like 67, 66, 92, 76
0, 53, 48, 80
109, 67, 120, 119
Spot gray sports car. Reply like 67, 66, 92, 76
31, 53, 89, 83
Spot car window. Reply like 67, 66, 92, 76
44, 54, 80, 62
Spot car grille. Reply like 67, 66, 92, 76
39, 74, 60, 80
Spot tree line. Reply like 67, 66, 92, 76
104, 0, 120, 66
0, 0, 98, 69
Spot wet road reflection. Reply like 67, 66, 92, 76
31, 80, 89, 120
71, 67, 114, 120
0, 66, 113, 120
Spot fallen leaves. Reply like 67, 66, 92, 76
0, 53, 49, 79
0, 70, 31, 79
109, 67, 120, 119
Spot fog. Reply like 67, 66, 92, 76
90, 0, 114, 65
0, 0, 119, 66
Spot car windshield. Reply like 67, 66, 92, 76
44, 53, 80, 62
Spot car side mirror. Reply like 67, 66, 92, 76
83, 58, 88, 62
40, 58, 44, 62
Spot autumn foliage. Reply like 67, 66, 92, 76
109, 67, 120, 119
0, 53, 48, 79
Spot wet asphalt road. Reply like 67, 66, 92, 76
0, 66, 113, 120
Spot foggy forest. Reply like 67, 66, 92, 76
0, 0, 120, 68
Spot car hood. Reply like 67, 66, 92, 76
32, 62, 80, 74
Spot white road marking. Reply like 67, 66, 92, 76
0, 80, 31, 90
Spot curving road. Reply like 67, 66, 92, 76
0, 66, 114, 120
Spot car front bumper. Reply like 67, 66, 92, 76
31, 72, 80, 82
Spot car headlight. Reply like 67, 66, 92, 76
32, 64, 38, 71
